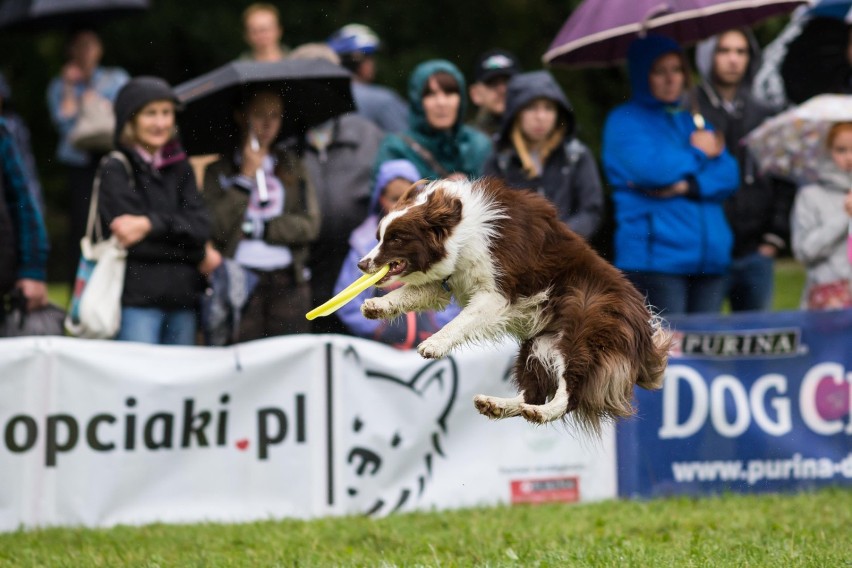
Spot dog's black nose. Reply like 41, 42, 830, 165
357, 258, 370, 273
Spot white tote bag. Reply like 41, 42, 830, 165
64, 152, 131, 339
69, 235, 127, 339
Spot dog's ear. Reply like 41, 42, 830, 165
395, 181, 427, 210
425, 190, 463, 240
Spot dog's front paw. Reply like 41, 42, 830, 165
361, 298, 391, 320
417, 337, 450, 359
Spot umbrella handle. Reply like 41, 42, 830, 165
249, 132, 270, 205
255, 170, 269, 205
686, 87, 705, 130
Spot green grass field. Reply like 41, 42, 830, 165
769, 258, 806, 312
1, 488, 848, 567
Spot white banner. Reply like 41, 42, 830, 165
0, 335, 616, 530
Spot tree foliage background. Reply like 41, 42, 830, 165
0, 0, 787, 278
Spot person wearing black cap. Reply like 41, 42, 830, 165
468, 49, 522, 138
97, 76, 211, 345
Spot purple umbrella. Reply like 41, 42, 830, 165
543, 0, 807, 68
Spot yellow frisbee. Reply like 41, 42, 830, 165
305, 264, 391, 320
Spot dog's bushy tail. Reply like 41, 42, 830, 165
636, 315, 672, 391
555, 294, 670, 437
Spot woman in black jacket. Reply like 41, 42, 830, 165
483, 70, 604, 241
98, 76, 210, 345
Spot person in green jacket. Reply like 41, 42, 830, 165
203, 88, 320, 341
373, 59, 492, 181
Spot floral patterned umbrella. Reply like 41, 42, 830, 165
745, 94, 852, 184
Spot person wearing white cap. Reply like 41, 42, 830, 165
327, 23, 409, 133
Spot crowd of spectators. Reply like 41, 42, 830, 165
2, 2, 852, 347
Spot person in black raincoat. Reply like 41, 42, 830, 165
483, 70, 604, 241
98, 76, 210, 345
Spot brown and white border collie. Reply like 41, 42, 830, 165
357, 177, 671, 433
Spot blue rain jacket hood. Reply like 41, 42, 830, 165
628, 35, 685, 107
497, 70, 575, 146
368, 159, 421, 215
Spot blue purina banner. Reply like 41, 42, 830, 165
618, 309, 852, 498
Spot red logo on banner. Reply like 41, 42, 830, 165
510, 477, 579, 504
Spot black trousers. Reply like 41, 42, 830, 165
239, 266, 311, 342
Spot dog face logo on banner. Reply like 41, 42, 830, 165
343, 352, 458, 516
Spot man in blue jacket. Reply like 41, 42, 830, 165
602, 35, 740, 315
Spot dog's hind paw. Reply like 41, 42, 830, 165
473, 395, 503, 419
473, 394, 501, 418
521, 406, 552, 425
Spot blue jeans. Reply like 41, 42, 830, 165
117, 307, 197, 346
726, 252, 774, 312
626, 272, 727, 316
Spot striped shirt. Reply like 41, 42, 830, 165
1, 119, 49, 281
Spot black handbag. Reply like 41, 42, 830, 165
1, 289, 66, 338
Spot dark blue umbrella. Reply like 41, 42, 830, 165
809, 0, 852, 21
0, 0, 149, 31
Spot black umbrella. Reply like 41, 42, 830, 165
0, 0, 149, 31
780, 16, 852, 104
174, 59, 355, 156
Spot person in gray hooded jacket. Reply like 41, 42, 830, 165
483, 70, 604, 241
694, 29, 796, 311
791, 122, 852, 310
